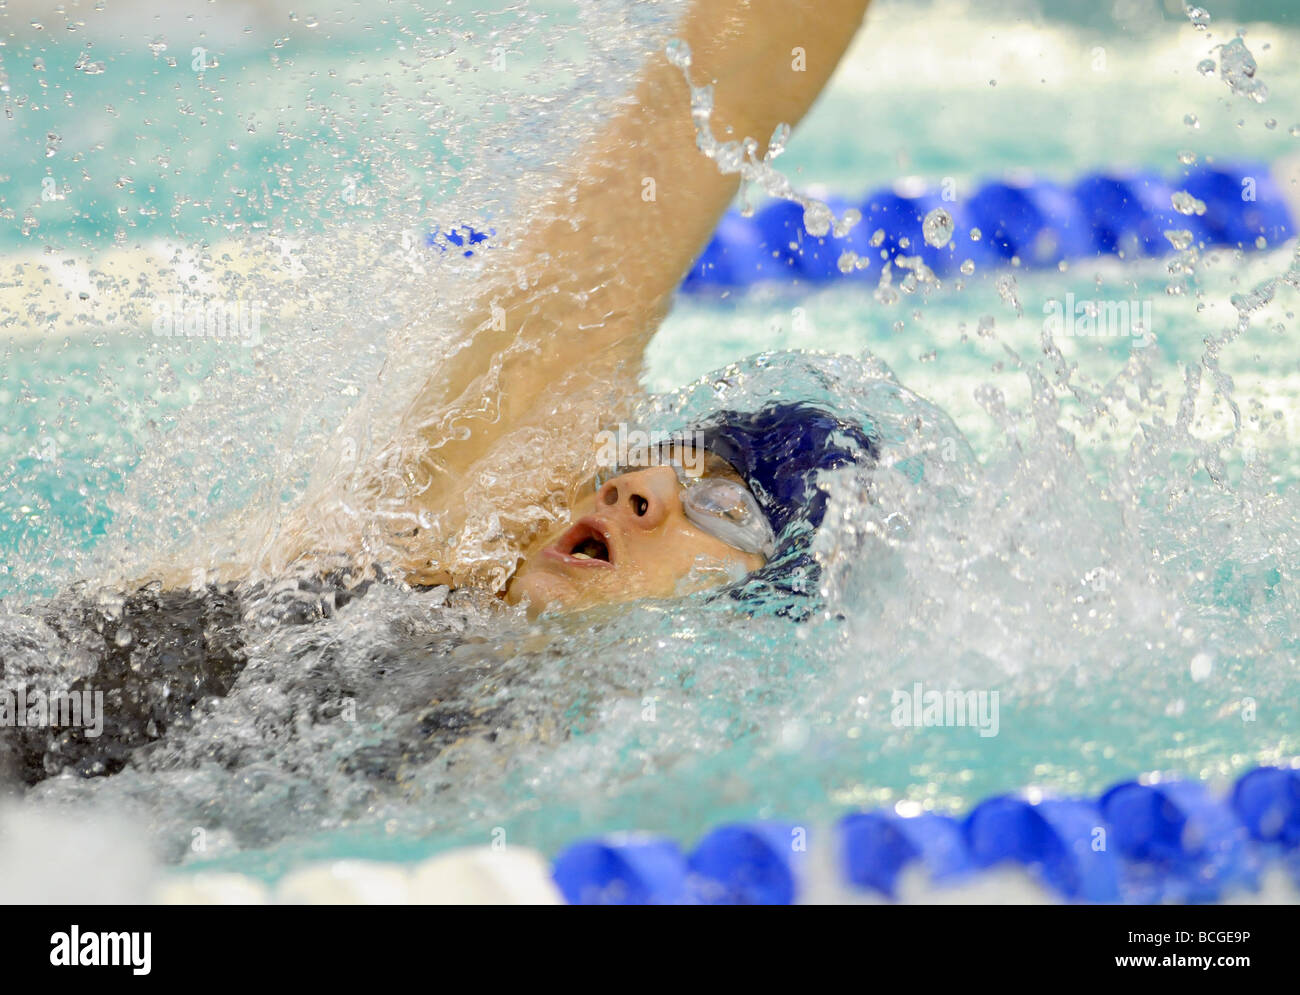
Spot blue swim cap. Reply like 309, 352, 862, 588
695, 402, 880, 534
691, 401, 880, 614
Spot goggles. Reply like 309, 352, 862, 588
592, 444, 776, 558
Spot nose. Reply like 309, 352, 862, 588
596, 466, 678, 531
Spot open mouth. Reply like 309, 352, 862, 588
548, 519, 614, 567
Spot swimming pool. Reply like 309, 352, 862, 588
2, 0, 1299, 903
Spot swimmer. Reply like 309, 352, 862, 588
265, 0, 879, 616
2, 0, 880, 785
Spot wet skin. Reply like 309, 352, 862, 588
506, 459, 765, 616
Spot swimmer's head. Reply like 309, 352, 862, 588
505, 402, 878, 616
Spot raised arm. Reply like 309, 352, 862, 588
277, 0, 873, 590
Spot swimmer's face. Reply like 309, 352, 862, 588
506, 453, 766, 616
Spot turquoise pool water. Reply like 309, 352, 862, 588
2, 0, 1299, 892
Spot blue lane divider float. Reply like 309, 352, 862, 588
840, 810, 971, 897
964, 795, 1122, 902
1100, 778, 1258, 903
550, 765, 1300, 904
429, 162, 1293, 290
681, 161, 1293, 291
551, 834, 691, 905
689, 821, 808, 905
1234, 765, 1300, 845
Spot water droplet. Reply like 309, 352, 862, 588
664, 38, 691, 70
1184, 4, 1211, 30
1217, 36, 1268, 103
922, 207, 954, 248
995, 274, 1022, 316
77, 58, 106, 75
802, 201, 831, 238
960, 259, 975, 275
831, 208, 860, 239
1189, 652, 1213, 681
969, 227, 982, 242
1164, 229, 1194, 250
1184, 113, 1200, 128
874, 260, 897, 305
1172, 190, 1207, 216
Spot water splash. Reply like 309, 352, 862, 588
1215, 36, 1269, 104
665, 38, 863, 252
